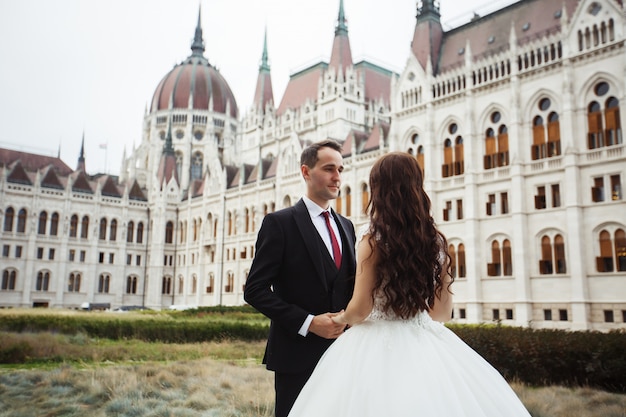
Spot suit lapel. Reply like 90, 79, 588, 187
293, 199, 328, 290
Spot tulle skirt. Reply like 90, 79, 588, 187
288, 313, 531, 417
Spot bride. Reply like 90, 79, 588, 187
287, 152, 531, 417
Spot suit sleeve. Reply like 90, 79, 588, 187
243, 213, 310, 335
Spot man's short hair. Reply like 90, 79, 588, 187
300, 139, 342, 167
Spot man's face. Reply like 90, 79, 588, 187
302, 146, 344, 208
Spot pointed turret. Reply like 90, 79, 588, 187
76, 132, 86, 172
328, 0, 353, 75
411, 0, 443, 74
157, 123, 179, 189
252, 27, 274, 114
190, 5, 205, 57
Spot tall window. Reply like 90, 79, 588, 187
136, 222, 144, 243
38, 211, 47, 235
488, 239, 513, 276
484, 111, 509, 169
36, 271, 50, 291
3, 207, 14, 232
98, 274, 110, 293
99, 218, 108, 240
68, 273, 81, 292
80, 216, 89, 239
50, 212, 59, 236
539, 234, 567, 274
206, 273, 214, 293
2, 269, 17, 290
597, 229, 626, 272
178, 276, 184, 294
162, 276, 172, 294
344, 187, 352, 217
531, 98, 561, 160
127, 221, 134, 243
17, 209, 27, 233
587, 81, 622, 149
70, 215, 79, 237
442, 123, 464, 177
165, 221, 174, 244
191, 152, 203, 180
449, 243, 467, 278
109, 219, 117, 241
126, 275, 138, 294
226, 272, 234, 292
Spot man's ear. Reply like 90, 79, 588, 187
301, 164, 309, 180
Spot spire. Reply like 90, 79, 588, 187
76, 131, 86, 172
157, 120, 179, 188
253, 27, 274, 114
190, 5, 205, 57
329, 0, 353, 74
163, 122, 174, 155
260, 27, 270, 72
411, 0, 443, 73
335, 0, 348, 36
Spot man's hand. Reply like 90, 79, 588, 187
308, 312, 346, 339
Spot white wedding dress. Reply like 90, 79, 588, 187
288, 231, 531, 417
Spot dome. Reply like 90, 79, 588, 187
150, 13, 238, 119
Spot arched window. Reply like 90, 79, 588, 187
127, 221, 134, 243
597, 230, 613, 272
126, 275, 137, 294
484, 111, 509, 169
17, 209, 27, 233
50, 212, 59, 236
416, 145, 425, 170
442, 124, 465, 178
605, 96, 622, 146
344, 187, 352, 217
540, 236, 553, 274
503, 239, 512, 275
458, 243, 466, 277
69, 215, 79, 237
109, 219, 117, 241
587, 82, 622, 149
178, 275, 184, 294
587, 101, 603, 149
192, 275, 197, 294
136, 222, 144, 243
449, 244, 457, 278
99, 218, 108, 240
68, 273, 81, 292
3, 207, 14, 232
2, 269, 17, 290
162, 276, 172, 294
554, 234, 566, 273
38, 211, 48, 235
191, 152, 203, 180
80, 216, 89, 239
36, 271, 50, 291
488, 241, 502, 276
615, 229, 626, 271
207, 273, 214, 293
226, 272, 234, 292
165, 221, 174, 244
98, 274, 110, 293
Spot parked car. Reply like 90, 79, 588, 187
112, 305, 151, 312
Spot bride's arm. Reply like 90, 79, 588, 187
428, 265, 453, 322
332, 236, 377, 326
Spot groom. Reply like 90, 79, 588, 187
244, 139, 356, 417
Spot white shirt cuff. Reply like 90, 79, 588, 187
298, 314, 314, 336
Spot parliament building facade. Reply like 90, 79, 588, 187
1, 0, 624, 331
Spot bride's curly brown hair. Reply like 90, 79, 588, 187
366, 152, 452, 318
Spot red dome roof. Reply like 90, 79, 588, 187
150, 12, 238, 118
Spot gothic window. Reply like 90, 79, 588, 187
165, 221, 174, 244
38, 211, 47, 235
178, 275, 184, 294
361, 183, 369, 215
162, 276, 172, 295
98, 274, 110, 293
484, 111, 509, 169
532, 98, 561, 160
597, 229, 626, 272
127, 221, 134, 243
50, 212, 59, 236
99, 218, 107, 240
126, 275, 137, 294
1, 269, 17, 290
110, 219, 117, 241
587, 82, 622, 149
487, 239, 513, 276
3, 207, 13, 231
442, 124, 465, 178
136, 222, 144, 243
17, 209, 27, 233
36, 271, 50, 291
206, 273, 214, 293
70, 215, 78, 237
80, 216, 89, 239
226, 272, 234, 292
417, 145, 425, 170
68, 273, 81, 292
191, 152, 203, 180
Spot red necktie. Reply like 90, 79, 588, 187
322, 211, 342, 269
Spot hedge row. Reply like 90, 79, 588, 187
0, 312, 624, 393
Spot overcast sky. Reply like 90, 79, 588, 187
0, 0, 518, 175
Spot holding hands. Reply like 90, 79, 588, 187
309, 312, 346, 339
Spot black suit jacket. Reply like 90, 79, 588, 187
244, 198, 356, 374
